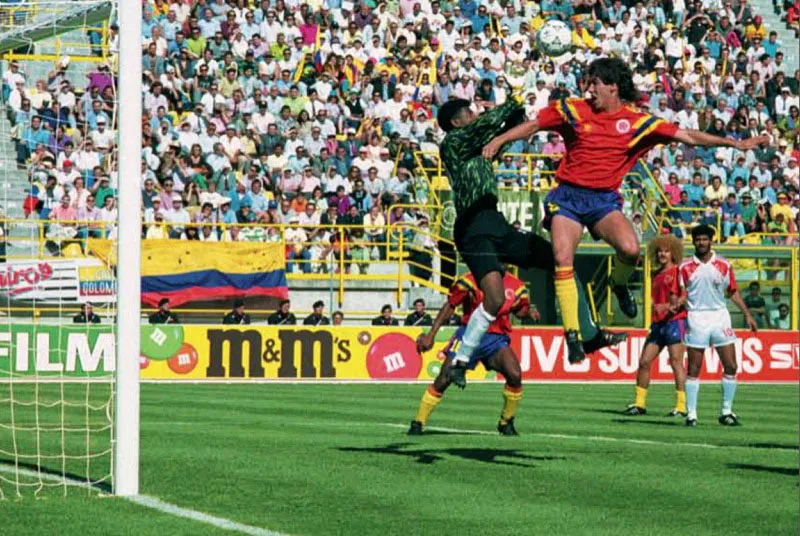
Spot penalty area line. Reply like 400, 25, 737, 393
0, 464, 288, 536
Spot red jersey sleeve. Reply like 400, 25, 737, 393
511, 287, 530, 313
536, 101, 568, 131
629, 113, 679, 149
727, 265, 738, 294
447, 278, 472, 308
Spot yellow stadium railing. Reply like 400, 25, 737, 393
0, 1, 110, 62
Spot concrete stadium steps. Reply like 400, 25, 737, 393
751, 0, 799, 72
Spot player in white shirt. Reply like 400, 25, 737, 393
678, 225, 757, 427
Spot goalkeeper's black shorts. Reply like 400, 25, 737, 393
453, 207, 555, 284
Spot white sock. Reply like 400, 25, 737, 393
721, 374, 737, 416
453, 304, 495, 363
685, 377, 700, 420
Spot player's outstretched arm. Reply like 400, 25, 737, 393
671, 129, 771, 151
729, 289, 758, 332
416, 302, 455, 354
482, 118, 542, 160
461, 100, 527, 155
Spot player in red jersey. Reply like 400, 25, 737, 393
482, 57, 769, 363
623, 234, 687, 417
409, 271, 531, 436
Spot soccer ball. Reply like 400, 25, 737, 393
536, 20, 573, 57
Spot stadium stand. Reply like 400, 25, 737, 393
0, 0, 798, 327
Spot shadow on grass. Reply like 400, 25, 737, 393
746, 443, 799, 451
338, 443, 566, 467
0, 458, 112, 493
413, 430, 482, 437
585, 409, 627, 416
727, 463, 799, 477
611, 418, 680, 427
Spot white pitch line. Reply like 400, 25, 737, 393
0, 465, 288, 536
126, 495, 287, 536
381, 423, 794, 451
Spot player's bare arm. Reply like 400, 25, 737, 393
482, 118, 541, 160
671, 130, 771, 151
416, 301, 455, 354
729, 289, 758, 332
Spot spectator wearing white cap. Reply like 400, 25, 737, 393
352, 146, 373, 176
775, 87, 799, 119
783, 156, 799, 185
324, 165, 351, 195
314, 108, 337, 138
165, 194, 190, 239
709, 150, 730, 185
73, 139, 100, 176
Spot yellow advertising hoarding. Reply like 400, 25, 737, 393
139, 325, 491, 381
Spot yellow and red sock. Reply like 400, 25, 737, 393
555, 266, 580, 334
500, 385, 523, 425
415, 385, 443, 425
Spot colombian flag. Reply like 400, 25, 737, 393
140, 240, 288, 307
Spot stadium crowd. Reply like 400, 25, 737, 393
1, 0, 798, 317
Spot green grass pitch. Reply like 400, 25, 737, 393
1, 383, 798, 535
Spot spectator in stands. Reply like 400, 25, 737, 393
744, 281, 768, 328
303, 300, 331, 326
268, 299, 296, 325
223, 299, 252, 325
721, 193, 746, 238
404, 299, 432, 326
73, 302, 101, 324
148, 298, 180, 324
332, 311, 344, 326
372, 304, 399, 326
770, 303, 791, 329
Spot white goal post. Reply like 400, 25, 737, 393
114, 0, 142, 497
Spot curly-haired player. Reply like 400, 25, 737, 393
624, 234, 687, 417
482, 58, 769, 363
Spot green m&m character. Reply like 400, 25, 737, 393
140, 325, 184, 361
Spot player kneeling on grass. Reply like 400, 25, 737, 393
409, 271, 531, 436
624, 234, 687, 417
679, 225, 757, 427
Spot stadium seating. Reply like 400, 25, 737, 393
1, 0, 798, 327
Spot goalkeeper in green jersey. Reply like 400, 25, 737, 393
437, 98, 625, 388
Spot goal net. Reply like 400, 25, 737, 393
0, 0, 133, 498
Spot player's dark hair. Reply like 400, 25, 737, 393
437, 99, 471, 132
691, 224, 715, 240
586, 58, 640, 103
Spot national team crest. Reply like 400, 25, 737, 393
616, 119, 631, 134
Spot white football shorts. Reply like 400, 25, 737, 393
683, 310, 736, 349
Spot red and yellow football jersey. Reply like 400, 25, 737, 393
536, 98, 679, 191
651, 265, 687, 323
447, 272, 530, 335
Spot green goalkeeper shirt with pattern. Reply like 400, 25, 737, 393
439, 100, 526, 220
